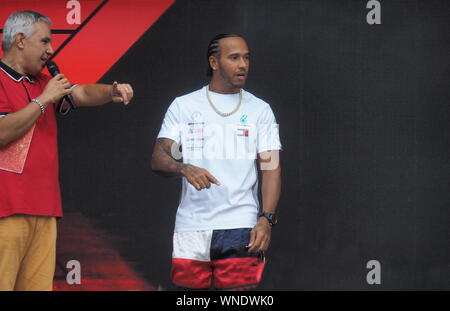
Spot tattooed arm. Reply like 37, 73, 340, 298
151, 138, 221, 190
150, 138, 184, 177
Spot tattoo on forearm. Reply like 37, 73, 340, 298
152, 138, 184, 177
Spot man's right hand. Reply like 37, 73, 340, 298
37, 74, 72, 106
180, 164, 221, 191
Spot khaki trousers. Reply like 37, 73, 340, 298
0, 215, 56, 291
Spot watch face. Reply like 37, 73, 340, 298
259, 213, 277, 226
271, 214, 278, 225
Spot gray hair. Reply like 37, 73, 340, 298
2, 11, 51, 51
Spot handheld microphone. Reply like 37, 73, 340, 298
46, 60, 77, 112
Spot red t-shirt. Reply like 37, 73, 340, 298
0, 60, 62, 218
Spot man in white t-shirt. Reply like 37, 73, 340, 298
151, 34, 281, 290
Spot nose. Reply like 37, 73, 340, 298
238, 56, 248, 69
47, 44, 54, 56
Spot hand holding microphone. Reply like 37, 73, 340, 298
45, 60, 77, 111
36, 73, 72, 108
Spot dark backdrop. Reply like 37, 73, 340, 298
57, 0, 449, 290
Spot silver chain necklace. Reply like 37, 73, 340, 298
206, 85, 242, 117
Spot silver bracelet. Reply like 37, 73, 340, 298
31, 98, 45, 115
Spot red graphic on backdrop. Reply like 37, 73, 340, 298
0, 0, 174, 84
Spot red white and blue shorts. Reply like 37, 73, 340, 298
171, 228, 265, 290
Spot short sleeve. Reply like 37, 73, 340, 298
0, 82, 12, 115
0, 104, 9, 117
0, 98, 11, 115
157, 98, 182, 144
257, 105, 282, 153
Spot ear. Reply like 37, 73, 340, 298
15, 33, 26, 49
209, 55, 218, 72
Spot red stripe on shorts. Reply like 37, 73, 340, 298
212, 257, 265, 289
171, 258, 212, 289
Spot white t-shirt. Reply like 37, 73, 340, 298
157, 86, 282, 232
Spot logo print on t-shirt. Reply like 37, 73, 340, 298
236, 128, 250, 137
187, 111, 204, 150
240, 114, 248, 124
237, 114, 250, 137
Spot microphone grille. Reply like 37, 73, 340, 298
46, 60, 59, 76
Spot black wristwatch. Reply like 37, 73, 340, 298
258, 212, 278, 226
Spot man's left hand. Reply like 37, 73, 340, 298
247, 217, 272, 253
111, 81, 134, 105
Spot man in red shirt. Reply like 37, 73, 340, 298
0, 11, 134, 290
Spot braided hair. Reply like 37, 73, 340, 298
206, 33, 242, 76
